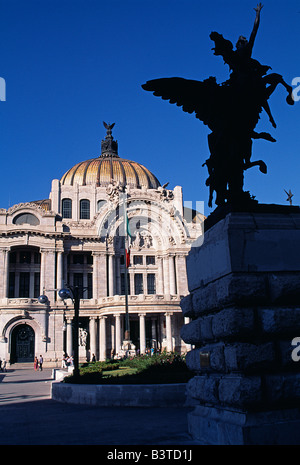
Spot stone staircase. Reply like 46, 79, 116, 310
9, 362, 59, 369
8, 362, 33, 369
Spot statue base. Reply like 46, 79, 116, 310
118, 340, 136, 358
188, 406, 300, 445
181, 205, 300, 444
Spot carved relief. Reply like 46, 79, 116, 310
106, 180, 125, 205
132, 231, 153, 250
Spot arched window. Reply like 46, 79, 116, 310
62, 198, 72, 219
13, 213, 40, 226
80, 199, 90, 220
97, 200, 106, 211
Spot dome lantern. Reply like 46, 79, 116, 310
101, 122, 119, 158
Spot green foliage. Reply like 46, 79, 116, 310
63, 361, 119, 383
119, 351, 186, 371
99, 362, 192, 384
63, 351, 192, 385
80, 361, 120, 373
64, 368, 103, 384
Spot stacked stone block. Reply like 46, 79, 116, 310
180, 207, 300, 444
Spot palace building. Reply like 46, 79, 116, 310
0, 123, 203, 365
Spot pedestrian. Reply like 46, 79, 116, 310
34, 356, 39, 371
91, 353, 96, 362
62, 354, 68, 368
39, 354, 43, 371
2, 359, 6, 372
0, 358, 2, 372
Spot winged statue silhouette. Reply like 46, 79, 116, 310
103, 122, 115, 133
142, 4, 294, 208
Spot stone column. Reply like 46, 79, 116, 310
108, 254, 114, 296
139, 313, 146, 354
40, 249, 56, 301
57, 251, 64, 295
73, 184, 79, 221
40, 249, 46, 295
92, 252, 107, 298
46, 250, 56, 301
175, 254, 188, 296
156, 256, 164, 294
163, 255, 170, 295
115, 255, 121, 295
110, 318, 115, 355
165, 312, 173, 352
63, 252, 68, 287
99, 316, 107, 361
89, 317, 97, 360
169, 255, 176, 295
143, 274, 147, 296
92, 253, 99, 298
66, 319, 73, 356
0, 248, 10, 299
114, 314, 121, 355
129, 271, 134, 296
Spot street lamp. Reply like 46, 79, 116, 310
38, 294, 48, 304
58, 286, 80, 378
39, 285, 86, 378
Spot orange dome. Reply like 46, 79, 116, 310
60, 156, 160, 189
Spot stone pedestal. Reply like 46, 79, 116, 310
180, 205, 300, 445
119, 339, 136, 358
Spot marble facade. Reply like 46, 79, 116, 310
0, 126, 203, 365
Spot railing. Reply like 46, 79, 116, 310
0, 293, 183, 309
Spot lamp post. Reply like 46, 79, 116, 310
58, 286, 80, 378
39, 285, 86, 378
124, 256, 130, 341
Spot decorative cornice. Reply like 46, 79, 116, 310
7, 202, 55, 216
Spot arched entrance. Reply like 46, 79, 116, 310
11, 324, 35, 363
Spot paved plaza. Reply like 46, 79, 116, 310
0, 364, 197, 446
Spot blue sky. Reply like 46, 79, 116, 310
1, 0, 300, 216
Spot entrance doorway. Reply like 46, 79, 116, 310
11, 324, 35, 363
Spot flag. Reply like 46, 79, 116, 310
126, 214, 132, 239
125, 248, 130, 268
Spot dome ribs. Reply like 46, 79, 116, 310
60, 158, 160, 189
